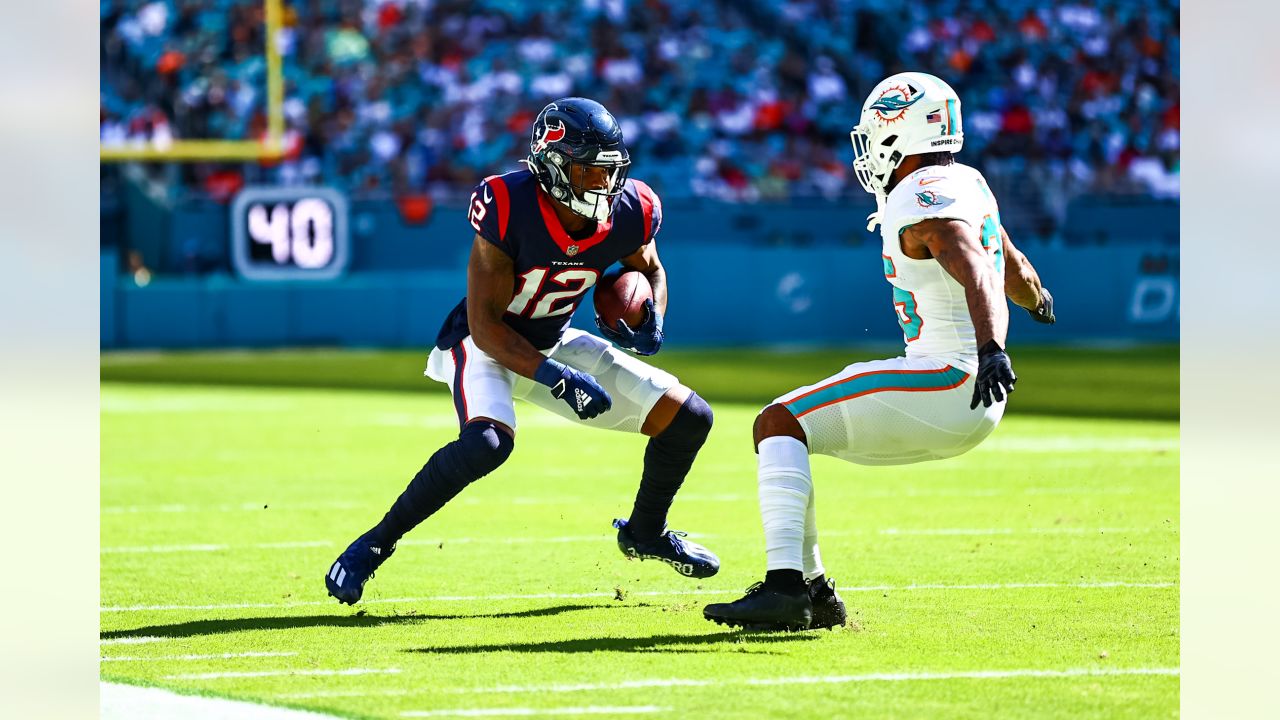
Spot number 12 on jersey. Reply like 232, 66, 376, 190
507, 267, 600, 319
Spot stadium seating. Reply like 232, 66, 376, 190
101, 0, 1178, 250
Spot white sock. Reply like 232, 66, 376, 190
803, 488, 826, 581
757, 436, 812, 572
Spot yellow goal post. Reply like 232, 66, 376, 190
100, 0, 285, 162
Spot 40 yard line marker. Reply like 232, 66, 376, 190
100, 581, 1176, 613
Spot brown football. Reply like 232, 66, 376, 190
593, 269, 653, 330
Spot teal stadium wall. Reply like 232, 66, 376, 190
101, 248, 1178, 350
102, 200, 1178, 349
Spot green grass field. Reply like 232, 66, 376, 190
101, 348, 1178, 719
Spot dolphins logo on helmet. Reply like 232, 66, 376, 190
849, 72, 964, 229
869, 85, 922, 124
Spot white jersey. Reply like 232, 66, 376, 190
880, 162, 1004, 373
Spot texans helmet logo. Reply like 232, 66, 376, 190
533, 118, 566, 154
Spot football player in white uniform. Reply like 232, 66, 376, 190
704, 72, 1056, 630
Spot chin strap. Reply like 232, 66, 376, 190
865, 193, 887, 231
583, 192, 611, 223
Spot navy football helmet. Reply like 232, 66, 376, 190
525, 98, 631, 223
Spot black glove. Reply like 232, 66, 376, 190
1027, 288, 1055, 324
596, 299, 664, 356
971, 340, 1017, 410
533, 358, 613, 420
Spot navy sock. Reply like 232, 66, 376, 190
627, 393, 713, 540
372, 421, 513, 545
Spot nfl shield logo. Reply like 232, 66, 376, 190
566, 245, 579, 256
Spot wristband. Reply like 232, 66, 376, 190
533, 357, 568, 388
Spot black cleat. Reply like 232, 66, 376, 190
325, 530, 396, 605
703, 582, 812, 631
808, 577, 848, 630
613, 518, 719, 578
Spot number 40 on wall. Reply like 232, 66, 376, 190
231, 187, 351, 281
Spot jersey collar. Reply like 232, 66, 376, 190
536, 186, 613, 256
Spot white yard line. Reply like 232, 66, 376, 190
102, 651, 297, 663
874, 527, 1168, 536
104, 601, 291, 612
100, 581, 1175, 614
164, 667, 401, 681
453, 667, 1181, 695
372, 413, 577, 430
103, 544, 232, 554
101, 682, 344, 720
102, 540, 334, 554
399, 536, 609, 547
276, 689, 411, 699
101, 526, 1173, 555
278, 667, 1178, 701
102, 501, 364, 514
980, 437, 1178, 453
101, 399, 297, 413
100, 636, 175, 645
100, 479, 1170, 515
99, 537, 607, 553
402, 708, 668, 718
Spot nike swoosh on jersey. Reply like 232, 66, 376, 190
918, 177, 945, 185
483, 185, 493, 203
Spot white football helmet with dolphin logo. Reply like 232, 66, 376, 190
850, 72, 964, 228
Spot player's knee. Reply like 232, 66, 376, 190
456, 420, 515, 477
754, 403, 806, 451
657, 392, 713, 450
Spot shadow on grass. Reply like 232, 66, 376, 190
404, 630, 819, 655
101, 603, 599, 641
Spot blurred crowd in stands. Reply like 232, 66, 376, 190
101, 0, 1179, 217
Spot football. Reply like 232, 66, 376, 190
594, 268, 652, 329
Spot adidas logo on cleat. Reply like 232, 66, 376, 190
328, 561, 347, 587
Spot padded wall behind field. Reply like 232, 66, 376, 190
101, 242, 1179, 349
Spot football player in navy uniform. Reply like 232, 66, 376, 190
325, 98, 720, 604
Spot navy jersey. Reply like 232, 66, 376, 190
436, 169, 664, 351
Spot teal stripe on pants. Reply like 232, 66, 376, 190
784, 366, 969, 417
